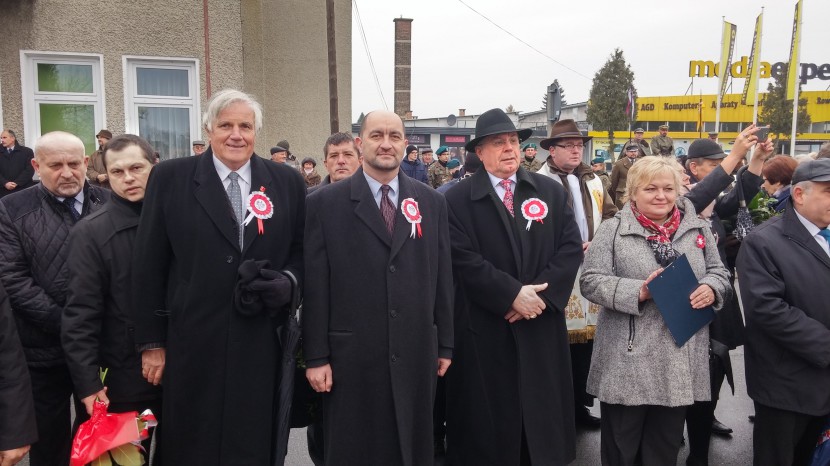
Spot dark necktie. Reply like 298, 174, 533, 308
63, 197, 80, 222
227, 172, 244, 249
380, 185, 396, 236
500, 179, 515, 217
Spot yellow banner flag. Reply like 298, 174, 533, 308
718, 22, 737, 98
786, 0, 803, 100
742, 12, 763, 106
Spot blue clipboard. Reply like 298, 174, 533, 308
647, 254, 715, 347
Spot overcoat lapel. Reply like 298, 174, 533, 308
351, 167, 392, 247
193, 151, 240, 250
470, 169, 522, 274
782, 207, 830, 271
242, 156, 274, 255
390, 172, 416, 260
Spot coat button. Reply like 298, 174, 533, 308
226, 256, 234, 263
391, 354, 398, 363
390, 309, 398, 318
389, 264, 396, 273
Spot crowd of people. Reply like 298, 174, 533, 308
0, 88, 829, 466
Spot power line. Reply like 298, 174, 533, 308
353, 0, 388, 110
455, 0, 591, 80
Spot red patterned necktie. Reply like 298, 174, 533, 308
380, 185, 396, 235
500, 179, 514, 217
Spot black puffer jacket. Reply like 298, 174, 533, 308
0, 183, 109, 367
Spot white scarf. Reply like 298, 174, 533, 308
566, 174, 589, 242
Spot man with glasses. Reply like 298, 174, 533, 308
610, 142, 642, 209
444, 108, 583, 465
538, 119, 617, 430
651, 124, 674, 156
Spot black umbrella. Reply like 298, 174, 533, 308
273, 270, 301, 466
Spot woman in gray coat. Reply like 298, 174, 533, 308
580, 156, 731, 466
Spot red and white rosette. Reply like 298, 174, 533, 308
243, 188, 274, 234
520, 198, 548, 231
401, 198, 423, 238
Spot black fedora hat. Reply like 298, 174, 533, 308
465, 108, 533, 151
539, 119, 591, 150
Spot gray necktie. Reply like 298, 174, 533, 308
227, 172, 244, 249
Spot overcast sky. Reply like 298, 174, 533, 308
350, 0, 829, 122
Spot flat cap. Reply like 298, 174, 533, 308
687, 139, 725, 160
192, 140, 206, 146
96, 129, 112, 139
270, 146, 287, 155
792, 158, 830, 184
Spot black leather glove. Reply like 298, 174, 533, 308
233, 260, 294, 319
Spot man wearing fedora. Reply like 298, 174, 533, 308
444, 108, 582, 465
537, 119, 617, 430
87, 129, 113, 188
520, 143, 543, 173
651, 124, 674, 156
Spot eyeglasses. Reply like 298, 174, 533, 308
485, 136, 520, 148
554, 144, 584, 151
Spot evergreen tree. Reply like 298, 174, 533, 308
586, 49, 637, 160
759, 71, 810, 154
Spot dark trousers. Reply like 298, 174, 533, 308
434, 376, 447, 444
74, 398, 164, 465
28, 364, 75, 466
600, 402, 687, 466
570, 341, 594, 409
307, 420, 324, 466
685, 359, 726, 466
753, 402, 827, 466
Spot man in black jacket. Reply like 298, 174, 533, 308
0, 131, 109, 466
62, 134, 161, 463
0, 281, 37, 466
0, 129, 35, 199
737, 158, 830, 466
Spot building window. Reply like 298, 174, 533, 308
20, 52, 105, 153
124, 57, 199, 160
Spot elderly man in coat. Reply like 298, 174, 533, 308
131, 89, 305, 465
303, 110, 453, 465
444, 108, 583, 465
737, 158, 830, 466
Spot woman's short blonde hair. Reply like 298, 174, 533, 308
622, 156, 683, 204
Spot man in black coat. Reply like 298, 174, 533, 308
0, 129, 35, 199
0, 131, 109, 466
737, 158, 830, 466
0, 281, 38, 466
444, 108, 583, 465
303, 110, 453, 465
131, 90, 304, 465
62, 134, 162, 463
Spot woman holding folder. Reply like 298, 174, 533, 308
580, 156, 731, 466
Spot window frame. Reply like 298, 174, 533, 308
122, 56, 201, 155
20, 51, 106, 149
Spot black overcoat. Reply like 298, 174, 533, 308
131, 151, 305, 465
302, 168, 453, 466
0, 145, 35, 198
443, 168, 583, 466
63, 194, 161, 403
0, 281, 38, 451
736, 202, 830, 416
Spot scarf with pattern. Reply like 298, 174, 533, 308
630, 203, 682, 267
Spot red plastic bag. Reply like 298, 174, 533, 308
70, 401, 141, 466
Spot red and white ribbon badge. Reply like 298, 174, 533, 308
401, 198, 422, 238
520, 198, 548, 231
243, 186, 274, 235
696, 234, 706, 249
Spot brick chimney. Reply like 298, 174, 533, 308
393, 18, 413, 118
459, 108, 466, 117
